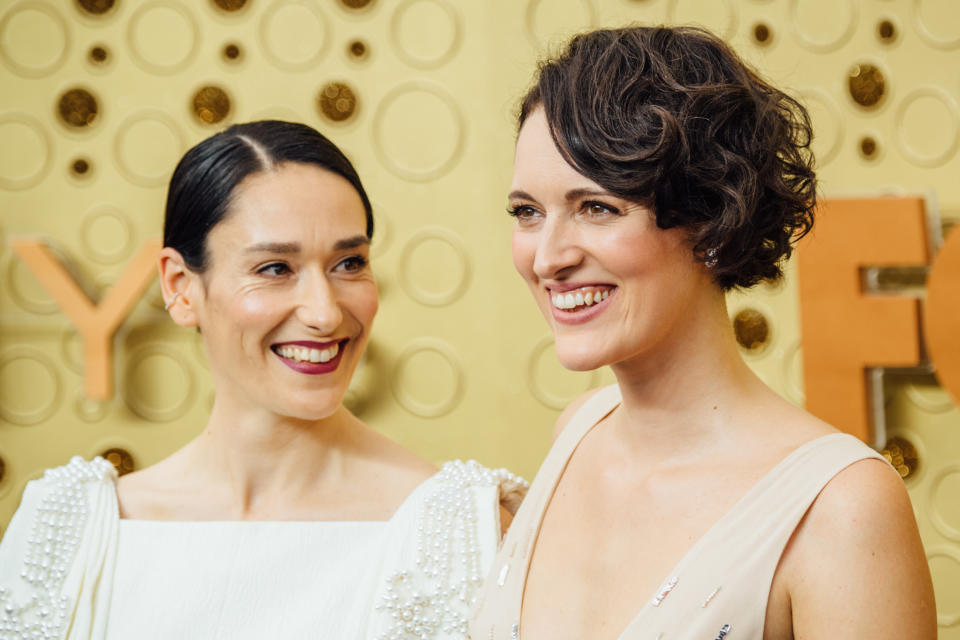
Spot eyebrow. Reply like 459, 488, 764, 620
244, 235, 370, 254
507, 188, 613, 203
333, 235, 371, 251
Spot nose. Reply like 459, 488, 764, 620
532, 216, 583, 280
295, 271, 343, 334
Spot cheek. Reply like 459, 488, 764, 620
511, 231, 536, 278
347, 281, 379, 327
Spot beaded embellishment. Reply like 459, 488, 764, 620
0, 456, 115, 640
376, 460, 526, 640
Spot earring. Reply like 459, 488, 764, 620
164, 292, 181, 311
705, 248, 718, 268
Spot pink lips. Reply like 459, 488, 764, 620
272, 339, 347, 375
548, 286, 617, 326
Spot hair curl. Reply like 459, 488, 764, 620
519, 26, 816, 290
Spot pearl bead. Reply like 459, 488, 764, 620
376, 461, 527, 640
1, 456, 115, 639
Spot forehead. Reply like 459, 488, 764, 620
222, 162, 367, 238
513, 109, 598, 190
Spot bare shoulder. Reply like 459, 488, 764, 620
357, 425, 438, 498
777, 456, 936, 638
114, 451, 194, 519
551, 386, 612, 443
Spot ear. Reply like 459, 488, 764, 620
159, 247, 201, 327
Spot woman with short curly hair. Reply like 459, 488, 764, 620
471, 25, 935, 639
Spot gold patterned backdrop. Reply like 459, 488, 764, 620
0, 0, 958, 630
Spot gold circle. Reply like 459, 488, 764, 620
881, 436, 919, 479
847, 64, 886, 109
212, 0, 247, 10
317, 82, 357, 122
222, 42, 241, 61
99, 447, 136, 476
57, 88, 99, 128
71, 157, 91, 176
753, 22, 772, 44
733, 308, 771, 351
878, 19, 897, 42
192, 85, 231, 125
348, 39, 368, 59
77, 0, 116, 15
89, 45, 109, 64
859, 136, 879, 158
340, 0, 374, 8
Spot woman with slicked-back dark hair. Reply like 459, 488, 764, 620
0, 120, 524, 639
472, 26, 935, 639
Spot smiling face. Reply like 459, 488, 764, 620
187, 162, 377, 421
509, 109, 717, 372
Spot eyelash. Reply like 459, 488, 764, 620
257, 262, 291, 277
338, 255, 368, 272
255, 255, 368, 277
506, 201, 622, 219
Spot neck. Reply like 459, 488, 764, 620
184, 396, 362, 518
608, 291, 767, 463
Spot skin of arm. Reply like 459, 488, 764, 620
775, 458, 937, 639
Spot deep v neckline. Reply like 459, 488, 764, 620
515, 385, 848, 640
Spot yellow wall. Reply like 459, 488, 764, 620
0, 0, 958, 630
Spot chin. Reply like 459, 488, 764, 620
278, 390, 345, 422
554, 343, 610, 372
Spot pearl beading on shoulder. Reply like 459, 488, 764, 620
0, 456, 115, 640
376, 460, 527, 640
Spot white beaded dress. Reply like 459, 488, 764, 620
0, 458, 525, 640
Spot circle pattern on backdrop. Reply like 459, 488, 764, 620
0, 112, 52, 190
113, 109, 185, 187
390, 0, 460, 69
895, 88, 960, 167
789, 0, 857, 53
527, 335, 600, 410
0, 2, 69, 78
397, 227, 471, 306
123, 345, 195, 422
0, 347, 61, 425
128, 1, 199, 75
391, 337, 465, 418
373, 81, 464, 181
259, 0, 329, 71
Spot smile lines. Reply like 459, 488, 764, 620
550, 286, 615, 311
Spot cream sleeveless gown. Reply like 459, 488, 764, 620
470, 385, 889, 640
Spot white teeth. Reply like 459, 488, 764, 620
550, 287, 614, 311
277, 343, 341, 363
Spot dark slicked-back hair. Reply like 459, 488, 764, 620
520, 26, 816, 290
163, 120, 373, 272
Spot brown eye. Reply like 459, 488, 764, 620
585, 202, 617, 216
337, 256, 368, 272
258, 262, 291, 276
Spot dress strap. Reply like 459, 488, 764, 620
470, 385, 621, 639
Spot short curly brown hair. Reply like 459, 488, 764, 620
519, 25, 816, 290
